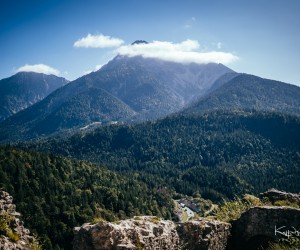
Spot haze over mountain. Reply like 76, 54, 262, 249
90, 55, 234, 115
0, 54, 233, 142
0, 72, 68, 121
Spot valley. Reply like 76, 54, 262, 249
2, 0, 300, 249
0, 55, 300, 249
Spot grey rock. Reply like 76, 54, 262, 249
73, 216, 231, 250
177, 220, 231, 250
0, 189, 38, 250
259, 188, 300, 206
230, 206, 300, 249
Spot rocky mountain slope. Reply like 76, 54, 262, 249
0, 72, 68, 122
99, 55, 234, 111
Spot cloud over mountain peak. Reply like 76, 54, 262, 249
16, 64, 60, 76
116, 39, 238, 64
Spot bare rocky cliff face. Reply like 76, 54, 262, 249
0, 189, 39, 250
73, 216, 231, 250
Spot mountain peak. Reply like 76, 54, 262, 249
131, 40, 148, 45
0, 72, 68, 122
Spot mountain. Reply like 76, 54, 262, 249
99, 55, 234, 112
0, 72, 68, 121
131, 40, 148, 45
184, 73, 300, 116
2, 55, 299, 144
0, 55, 233, 142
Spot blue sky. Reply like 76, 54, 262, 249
1, 0, 300, 86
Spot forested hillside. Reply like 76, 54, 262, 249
2, 70, 300, 250
0, 56, 233, 143
29, 110, 300, 202
0, 72, 68, 121
185, 74, 300, 116
0, 146, 173, 249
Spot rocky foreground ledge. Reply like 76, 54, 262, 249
0, 189, 39, 250
73, 216, 231, 250
74, 189, 300, 250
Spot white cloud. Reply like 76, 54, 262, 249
94, 64, 103, 71
217, 42, 223, 49
74, 34, 124, 48
116, 40, 238, 64
83, 64, 104, 75
83, 70, 92, 75
16, 64, 60, 75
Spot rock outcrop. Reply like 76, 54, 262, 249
73, 189, 300, 250
177, 220, 231, 250
259, 188, 300, 206
230, 206, 300, 250
73, 216, 231, 250
0, 189, 38, 250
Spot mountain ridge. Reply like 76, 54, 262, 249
184, 73, 300, 116
0, 56, 233, 142
1, 55, 300, 143
0, 72, 68, 121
